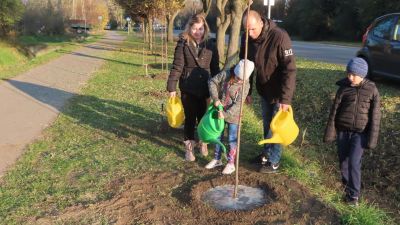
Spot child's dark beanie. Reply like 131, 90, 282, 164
346, 57, 368, 78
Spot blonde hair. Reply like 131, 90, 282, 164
182, 13, 210, 42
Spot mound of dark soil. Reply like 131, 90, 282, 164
34, 167, 340, 225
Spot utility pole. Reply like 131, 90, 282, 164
264, 0, 275, 19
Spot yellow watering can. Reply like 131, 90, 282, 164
258, 106, 299, 146
166, 96, 185, 128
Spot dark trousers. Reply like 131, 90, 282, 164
337, 131, 366, 199
181, 92, 207, 141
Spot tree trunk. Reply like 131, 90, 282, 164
202, 0, 212, 16
225, 0, 245, 69
216, 0, 230, 66
141, 21, 145, 39
144, 21, 149, 43
148, 18, 153, 51
167, 10, 179, 43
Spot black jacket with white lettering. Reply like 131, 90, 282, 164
240, 19, 296, 104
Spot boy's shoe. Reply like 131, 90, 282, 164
222, 163, 235, 175
205, 159, 223, 169
249, 153, 267, 164
345, 195, 359, 207
259, 162, 279, 173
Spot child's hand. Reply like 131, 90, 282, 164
214, 100, 222, 108
218, 111, 225, 119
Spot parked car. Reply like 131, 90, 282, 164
357, 13, 400, 80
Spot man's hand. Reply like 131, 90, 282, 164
245, 96, 252, 105
169, 91, 176, 98
279, 103, 290, 112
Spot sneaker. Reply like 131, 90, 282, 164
345, 195, 359, 207
222, 163, 235, 175
185, 150, 195, 162
205, 159, 223, 169
259, 162, 279, 173
249, 153, 267, 164
184, 140, 196, 162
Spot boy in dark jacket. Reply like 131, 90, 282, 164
324, 57, 381, 206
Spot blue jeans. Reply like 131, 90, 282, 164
261, 98, 282, 164
337, 131, 366, 199
214, 122, 238, 163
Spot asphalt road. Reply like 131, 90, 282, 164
292, 41, 360, 65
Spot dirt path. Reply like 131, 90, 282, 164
0, 31, 125, 177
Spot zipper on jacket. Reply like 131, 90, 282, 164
352, 87, 360, 129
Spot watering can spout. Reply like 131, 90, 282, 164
258, 135, 283, 145
213, 139, 226, 153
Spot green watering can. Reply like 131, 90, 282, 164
197, 104, 226, 154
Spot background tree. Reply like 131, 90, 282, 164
116, 0, 164, 50
214, 0, 230, 64
224, 0, 246, 68
21, 0, 65, 36
0, 0, 24, 36
20, 0, 109, 36
165, 0, 185, 43
331, 0, 360, 40
106, 0, 124, 29
284, 0, 400, 41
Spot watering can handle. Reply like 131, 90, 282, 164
168, 96, 175, 104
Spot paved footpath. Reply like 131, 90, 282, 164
0, 31, 125, 177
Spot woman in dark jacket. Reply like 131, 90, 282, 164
166, 14, 220, 162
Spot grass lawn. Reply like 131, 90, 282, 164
0, 33, 398, 224
0, 34, 102, 81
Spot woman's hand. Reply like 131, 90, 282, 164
169, 91, 176, 98
279, 103, 290, 112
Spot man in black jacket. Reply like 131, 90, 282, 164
240, 10, 296, 173
324, 57, 381, 206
